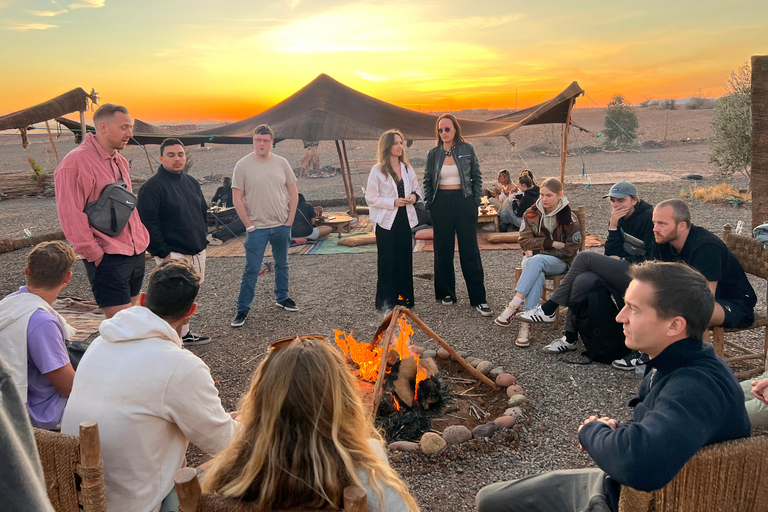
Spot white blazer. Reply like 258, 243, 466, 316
365, 162, 422, 230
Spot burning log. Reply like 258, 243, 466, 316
390, 357, 417, 408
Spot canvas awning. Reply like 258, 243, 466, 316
0, 88, 96, 132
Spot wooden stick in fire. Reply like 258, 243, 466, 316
369, 309, 394, 346
401, 308, 499, 390
371, 306, 404, 419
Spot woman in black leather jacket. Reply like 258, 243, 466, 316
422, 114, 491, 316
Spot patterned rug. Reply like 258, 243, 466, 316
54, 297, 104, 353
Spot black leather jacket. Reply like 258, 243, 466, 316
422, 142, 482, 208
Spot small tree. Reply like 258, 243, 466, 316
603, 94, 639, 148
709, 62, 752, 182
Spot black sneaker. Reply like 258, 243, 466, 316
182, 332, 212, 347
230, 311, 248, 327
441, 296, 455, 305
276, 298, 300, 312
612, 350, 647, 371
476, 303, 493, 317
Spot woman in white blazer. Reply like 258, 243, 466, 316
365, 129, 421, 311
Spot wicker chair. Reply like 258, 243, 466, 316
34, 420, 106, 512
514, 205, 587, 329
618, 435, 768, 512
173, 468, 368, 512
708, 225, 768, 379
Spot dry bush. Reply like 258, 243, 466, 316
680, 183, 751, 204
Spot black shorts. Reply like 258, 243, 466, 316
718, 298, 754, 329
84, 252, 145, 308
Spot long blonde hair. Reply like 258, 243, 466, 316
203, 336, 419, 511
377, 129, 410, 183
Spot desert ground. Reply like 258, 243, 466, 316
0, 106, 761, 511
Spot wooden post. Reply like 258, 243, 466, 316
44, 121, 59, 164
341, 140, 358, 216
402, 308, 498, 390
335, 140, 354, 216
79, 420, 107, 511
142, 144, 155, 174
371, 306, 404, 418
343, 486, 368, 512
173, 467, 201, 512
79, 110, 87, 144
560, 97, 575, 185
751, 55, 768, 230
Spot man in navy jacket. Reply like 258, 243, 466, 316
476, 261, 750, 512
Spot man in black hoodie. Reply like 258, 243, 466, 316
137, 138, 211, 346
516, 181, 654, 355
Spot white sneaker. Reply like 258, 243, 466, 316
541, 336, 577, 354
516, 304, 556, 324
207, 234, 223, 246
494, 302, 519, 327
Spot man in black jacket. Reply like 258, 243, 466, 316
137, 138, 211, 346
476, 261, 751, 512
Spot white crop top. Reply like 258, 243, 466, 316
439, 164, 461, 186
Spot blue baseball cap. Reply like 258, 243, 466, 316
603, 181, 637, 199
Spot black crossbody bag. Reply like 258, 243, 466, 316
83, 160, 137, 237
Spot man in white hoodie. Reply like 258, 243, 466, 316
62, 260, 237, 512
0, 241, 77, 430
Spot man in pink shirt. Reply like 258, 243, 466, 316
54, 104, 149, 318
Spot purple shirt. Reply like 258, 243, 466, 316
10, 287, 70, 429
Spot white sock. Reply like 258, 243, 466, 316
182, 324, 190, 337
511, 296, 524, 309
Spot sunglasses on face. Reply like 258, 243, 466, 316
437, 127, 452, 134
269, 334, 327, 351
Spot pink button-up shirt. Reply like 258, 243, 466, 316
54, 133, 149, 262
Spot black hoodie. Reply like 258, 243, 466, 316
604, 199, 654, 263
511, 185, 540, 217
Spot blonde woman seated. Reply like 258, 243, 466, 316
202, 335, 419, 512
485, 169, 517, 212
493, 178, 580, 347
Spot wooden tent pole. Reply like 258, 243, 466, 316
142, 145, 155, 174
751, 55, 768, 230
335, 140, 354, 216
560, 97, 575, 186
79, 111, 87, 144
341, 140, 358, 216
44, 121, 59, 164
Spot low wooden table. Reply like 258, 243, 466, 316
317, 215, 354, 238
477, 207, 499, 232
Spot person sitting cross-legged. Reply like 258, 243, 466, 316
494, 177, 580, 347
0, 241, 78, 430
62, 260, 237, 512
515, 181, 654, 357
202, 335, 419, 512
476, 261, 751, 512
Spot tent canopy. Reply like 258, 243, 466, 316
0, 88, 96, 132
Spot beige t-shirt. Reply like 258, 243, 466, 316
232, 153, 297, 229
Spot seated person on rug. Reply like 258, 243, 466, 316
476, 261, 751, 512
484, 169, 517, 212
516, 181, 653, 357
62, 261, 237, 512
202, 335, 418, 512
493, 177, 580, 348
499, 169, 539, 232
0, 241, 77, 430
211, 176, 234, 208
292, 193, 332, 241
743, 374, 768, 427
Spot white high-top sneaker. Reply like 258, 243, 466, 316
494, 301, 519, 327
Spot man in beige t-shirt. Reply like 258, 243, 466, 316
231, 124, 299, 328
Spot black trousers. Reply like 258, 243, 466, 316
430, 190, 487, 305
375, 206, 414, 311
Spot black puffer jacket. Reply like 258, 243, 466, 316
511, 186, 540, 217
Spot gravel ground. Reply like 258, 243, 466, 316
0, 108, 762, 511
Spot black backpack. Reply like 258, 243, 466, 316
571, 282, 630, 364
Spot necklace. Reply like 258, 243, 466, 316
444, 146, 452, 157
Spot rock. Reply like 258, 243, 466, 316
489, 367, 505, 379
476, 361, 494, 376
411, 346, 426, 355
495, 373, 517, 387
422, 349, 437, 359
494, 415, 517, 429
506, 385, 524, 398
507, 394, 528, 407
388, 441, 419, 452
420, 432, 447, 455
504, 407, 524, 419
436, 348, 450, 359
451, 351, 469, 361
419, 357, 439, 378
472, 422, 499, 438
468, 358, 481, 368
442, 425, 472, 445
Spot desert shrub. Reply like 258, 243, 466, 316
687, 97, 716, 110
709, 62, 751, 182
659, 99, 677, 110
603, 94, 639, 148
682, 183, 751, 204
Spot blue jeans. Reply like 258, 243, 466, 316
236, 225, 291, 312
515, 254, 568, 310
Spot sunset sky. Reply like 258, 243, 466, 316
0, 0, 765, 122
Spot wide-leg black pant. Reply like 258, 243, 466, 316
375, 206, 414, 311
430, 189, 487, 305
